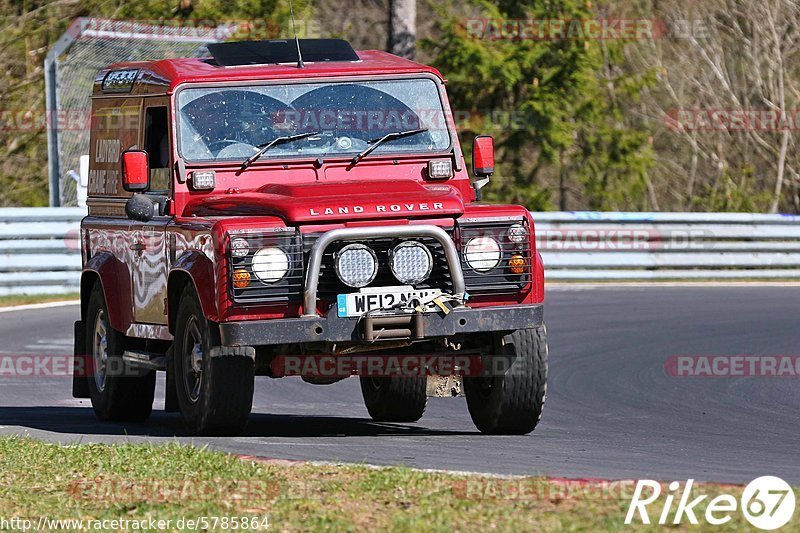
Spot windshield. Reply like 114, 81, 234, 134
176, 78, 452, 162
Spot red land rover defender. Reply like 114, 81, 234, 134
73, 39, 547, 436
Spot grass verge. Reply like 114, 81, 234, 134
0, 293, 79, 308
0, 437, 780, 531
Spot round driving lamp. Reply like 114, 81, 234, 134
335, 244, 378, 288
390, 241, 433, 285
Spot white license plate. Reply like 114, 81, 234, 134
337, 286, 442, 318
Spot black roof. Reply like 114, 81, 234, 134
207, 39, 359, 67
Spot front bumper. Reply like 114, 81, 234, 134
219, 304, 544, 347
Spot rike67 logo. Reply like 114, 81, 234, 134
625, 476, 796, 530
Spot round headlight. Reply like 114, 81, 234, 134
335, 244, 378, 288
464, 236, 501, 272
251, 247, 290, 283
231, 238, 249, 258
390, 241, 433, 285
507, 223, 528, 243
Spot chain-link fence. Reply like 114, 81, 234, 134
45, 18, 233, 206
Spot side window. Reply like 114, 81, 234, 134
144, 107, 170, 192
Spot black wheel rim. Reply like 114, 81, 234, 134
92, 309, 108, 392
182, 315, 204, 403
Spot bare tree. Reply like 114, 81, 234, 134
390, 0, 416, 59
630, 0, 800, 212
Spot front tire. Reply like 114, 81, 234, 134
85, 284, 155, 422
360, 376, 427, 422
173, 285, 254, 435
464, 327, 548, 435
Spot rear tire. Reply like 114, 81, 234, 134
173, 285, 254, 435
85, 284, 155, 422
360, 376, 427, 422
464, 327, 548, 435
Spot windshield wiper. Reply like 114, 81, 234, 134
350, 128, 429, 166
239, 131, 320, 171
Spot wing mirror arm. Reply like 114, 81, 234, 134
471, 135, 495, 201
472, 177, 491, 201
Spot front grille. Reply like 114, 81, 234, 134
303, 234, 454, 299
458, 219, 532, 293
227, 220, 533, 305
228, 231, 304, 304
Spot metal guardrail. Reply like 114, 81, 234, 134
535, 211, 800, 280
1, 209, 799, 295
0, 208, 84, 296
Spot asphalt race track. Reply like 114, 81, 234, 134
0, 286, 798, 484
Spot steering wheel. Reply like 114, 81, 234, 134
207, 139, 242, 153
216, 143, 258, 159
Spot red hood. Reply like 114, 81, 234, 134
183, 180, 465, 223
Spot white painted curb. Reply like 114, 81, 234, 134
0, 300, 80, 313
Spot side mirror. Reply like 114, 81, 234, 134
122, 150, 150, 192
472, 135, 495, 178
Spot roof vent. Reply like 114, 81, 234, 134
207, 39, 358, 67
